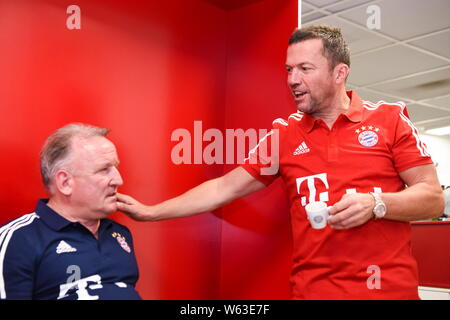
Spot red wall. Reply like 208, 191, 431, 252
220, 0, 297, 299
411, 222, 450, 289
0, 0, 296, 299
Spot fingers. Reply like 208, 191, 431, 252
328, 206, 355, 229
328, 208, 365, 229
327, 195, 352, 223
327, 193, 351, 215
327, 193, 374, 230
116, 192, 135, 205
116, 201, 130, 212
116, 193, 137, 214
115, 194, 153, 221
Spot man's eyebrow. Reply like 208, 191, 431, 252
97, 159, 120, 168
285, 62, 315, 68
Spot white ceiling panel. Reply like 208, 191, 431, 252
408, 29, 450, 59
304, 16, 393, 54
369, 67, 450, 101
348, 45, 448, 86
338, 0, 450, 40
302, 2, 315, 14
422, 95, 450, 110
415, 117, 450, 132
349, 87, 412, 105
325, 0, 374, 14
405, 104, 450, 123
302, 11, 327, 23
304, 0, 341, 8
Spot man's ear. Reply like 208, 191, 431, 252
53, 170, 73, 196
334, 63, 350, 84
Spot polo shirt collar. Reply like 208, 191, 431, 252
302, 90, 364, 133
344, 90, 364, 123
35, 199, 73, 231
35, 198, 113, 232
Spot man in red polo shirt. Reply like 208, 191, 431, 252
117, 25, 444, 299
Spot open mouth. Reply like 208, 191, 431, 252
293, 91, 307, 99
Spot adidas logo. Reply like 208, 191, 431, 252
56, 240, 77, 254
293, 141, 310, 155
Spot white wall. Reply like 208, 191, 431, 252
419, 134, 450, 186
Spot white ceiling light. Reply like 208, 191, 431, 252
425, 126, 450, 136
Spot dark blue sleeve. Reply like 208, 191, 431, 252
118, 224, 140, 283
1, 230, 36, 300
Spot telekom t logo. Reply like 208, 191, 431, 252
296, 173, 329, 206
58, 274, 102, 300
296, 173, 382, 206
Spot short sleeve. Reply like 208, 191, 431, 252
392, 106, 433, 172
1, 230, 36, 300
241, 121, 284, 186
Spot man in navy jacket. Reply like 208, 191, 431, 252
0, 123, 141, 300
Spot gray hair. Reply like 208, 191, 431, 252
40, 123, 109, 193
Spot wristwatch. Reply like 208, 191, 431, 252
369, 192, 387, 219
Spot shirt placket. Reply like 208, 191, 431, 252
328, 124, 339, 162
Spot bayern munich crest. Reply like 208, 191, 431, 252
112, 232, 131, 253
355, 125, 380, 147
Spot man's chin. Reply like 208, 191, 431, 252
296, 104, 311, 114
101, 204, 118, 216
109, 204, 118, 213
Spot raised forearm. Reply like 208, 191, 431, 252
381, 182, 444, 222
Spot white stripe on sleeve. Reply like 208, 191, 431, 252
0, 213, 39, 299
398, 111, 431, 157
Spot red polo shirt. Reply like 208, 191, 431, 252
242, 91, 432, 299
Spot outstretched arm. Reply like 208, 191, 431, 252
117, 166, 266, 221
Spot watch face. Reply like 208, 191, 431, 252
374, 204, 386, 217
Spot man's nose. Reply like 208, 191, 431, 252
110, 167, 124, 187
288, 68, 302, 87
